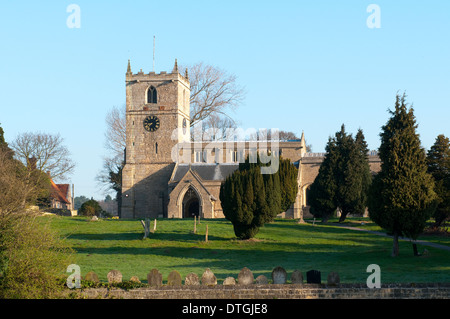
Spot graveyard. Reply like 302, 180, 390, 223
45, 216, 450, 286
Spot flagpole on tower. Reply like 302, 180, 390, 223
153, 35, 155, 72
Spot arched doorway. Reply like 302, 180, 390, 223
182, 187, 201, 218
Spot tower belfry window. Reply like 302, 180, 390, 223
147, 86, 157, 104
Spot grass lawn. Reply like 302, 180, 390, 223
42, 216, 450, 284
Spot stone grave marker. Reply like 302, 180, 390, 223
271, 266, 287, 284
148, 269, 163, 287
201, 268, 217, 286
238, 267, 254, 285
327, 272, 340, 286
84, 271, 99, 283
255, 275, 269, 285
107, 269, 122, 284
291, 270, 303, 284
223, 277, 236, 285
306, 270, 321, 284
184, 273, 200, 286
167, 270, 182, 287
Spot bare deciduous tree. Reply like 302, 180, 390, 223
191, 113, 239, 142
11, 132, 75, 182
105, 105, 126, 161
183, 62, 246, 127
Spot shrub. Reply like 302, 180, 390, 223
78, 199, 103, 217
0, 215, 74, 298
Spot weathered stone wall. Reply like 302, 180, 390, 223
71, 284, 450, 299
68, 268, 450, 299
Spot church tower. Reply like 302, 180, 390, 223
121, 60, 190, 218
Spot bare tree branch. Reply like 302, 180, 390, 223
182, 62, 246, 127
105, 105, 126, 160
11, 132, 75, 182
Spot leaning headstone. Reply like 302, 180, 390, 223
107, 269, 122, 284
84, 271, 100, 283
185, 273, 200, 286
271, 266, 287, 284
167, 270, 182, 287
147, 269, 163, 287
223, 277, 236, 286
201, 268, 217, 286
291, 270, 303, 284
255, 275, 269, 285
238, 267, 254, 285
327, 272, 340, 286
306, 270, 321, 284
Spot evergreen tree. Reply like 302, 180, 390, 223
309, 136, 339, 222
426, 134, 450, 227
0, 124, 14, 160
355, 129, 372, 215
309, 125, 371, 222
79, 199, 104, 217
220, 154, 298, 239
279, 158, 298, 212
335, 127, 372, 222
368, 93, 437, 257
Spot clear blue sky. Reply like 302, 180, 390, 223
1, 1, 449, 200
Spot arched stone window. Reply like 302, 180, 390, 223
147, 86, 157, 104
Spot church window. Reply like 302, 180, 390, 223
147, 86, 157, 104
195, 151, 202, 163
155, 142, 158, 154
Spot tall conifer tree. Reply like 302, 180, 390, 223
426, 134, 450, 227
220, 154, 298, 239
309, 125, 371, 222
368, 93, 436, 256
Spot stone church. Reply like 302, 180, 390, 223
121, 60, 381, 220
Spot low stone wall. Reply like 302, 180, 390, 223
67, 267, 450, 299
70, 283, 450, 299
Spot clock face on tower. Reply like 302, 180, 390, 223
143, 115, 160, 132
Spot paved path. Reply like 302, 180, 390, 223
329, 223, 450, 252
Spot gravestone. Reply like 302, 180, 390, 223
184, 273, 200, 286
291, 270, 303, 284
147, 269, 163, 287
130, 276, 141, 283
201, 268, 217, 286
306, 270, 321, 284
255, 275, 269, 285
327, 272, 340, 286
107, 269, 122, 284
84, 271, 99, 283
271, 266, 287, 284
167, 270, 182, 287
223, 277, 236, 285
238, 267, 254, 285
